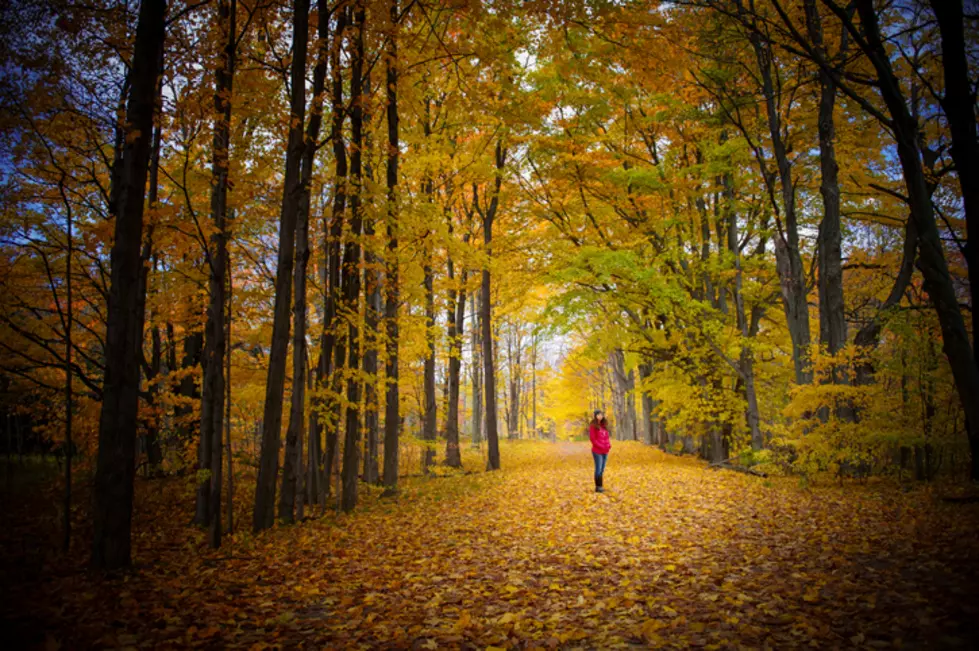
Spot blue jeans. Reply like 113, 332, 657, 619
592, 452, 608, 477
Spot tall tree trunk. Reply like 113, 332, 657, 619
848, 0, 979, 477
422, 235, 437, 469
143, 109, 164, 474
308, 353, 323, 508
60, 176, 74, 552
91, 0, 166, 570
507, 330, 521, 439
363, 267, 381, 483
176, 331, 203, 441
930, 0, 979, 478
637, 361, 658, 446
253, 0, 309, 533
362, 65, 380, 485
610, 349, 635, 441
136, 122, 161, 481
382, 0, 401, 493
626, 367, 638, 441
725, 176, 765, 451
470, 287, 482, 446
323, 6, 349, 496
740, 6, 812, 385
340, 0, 365, 512
444, 251, 466, 467
482, 141, 507, 471
420, 96, 437, 471
531, 334, 537, 438
804, 0, 846, 366
225, 260, 234, 533
280, 0, 329, 523
361, 66, 382, 484
199, 0, 236, 549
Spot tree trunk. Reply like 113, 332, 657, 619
363, 247, 381, 484
531, 334, 537, 438
471, 287, 482, 446
323, 6, 349, 496
253, 0, 309, 533
340, 0, 365, 513
359, 64, 379, 487
482, 141, 506, 471
507, 330, 521, 439
280, 0, 329, 523
308, 354, 323, 508
626, 367, 638, 441
804, 0, 847, 369
225, 261, 234, 533
930, 0, 979, 479
382, 0, 401, 493
725, 175, 765, 451
422, 241, 437, 469
444, 257, 466, 467
91, 0, 166, 570
851, 0, 979, 477
744, 18, 812, 385
143, 106, 164, 475
176, 331, 203, 442
610, 349, 635, 441
61, 175, 74, 552
363, 182, 381, 484
198, 0, 235, 549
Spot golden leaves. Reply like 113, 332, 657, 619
8, 440, 979, 648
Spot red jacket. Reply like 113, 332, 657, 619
590, 424, 611, 454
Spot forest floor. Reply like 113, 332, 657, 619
3, 440, 979, 650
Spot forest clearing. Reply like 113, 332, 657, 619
5, 440, 979, 649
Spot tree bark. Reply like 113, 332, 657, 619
60, 176, 74, 552
382, 0, 401, 493
444, 254, 466, 467
323, 6, 349, 496
610, 349, 635, 441
637, 361, 660, 446
804, 0, 847, 366
176, 331, 203, 442
740, 5, 812, 385
422, 232, 437, 469
225, 260, 234, 533
470, 287, 483, 446
280, 0, 330, 523
930, 0, 979, 478
482, 140, 506, 471
848, 0, 979, 476
725, 175, 765, 451
340, 0, 366, 513
531, 333, 537, 438
506, 328, 521, 439
198, 0, 236, 549
91, 0, 166, 570
626, 367, 638, 441
142, 104, 164, 476
253, 0, 309, 533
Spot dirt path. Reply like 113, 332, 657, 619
5, 441, 979, 649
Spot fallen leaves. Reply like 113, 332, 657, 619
3, 441, 979, 648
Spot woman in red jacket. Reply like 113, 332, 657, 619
589, 410, 611, 492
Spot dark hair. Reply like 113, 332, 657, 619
590, 410, 601, 428
599, 417, 608, 429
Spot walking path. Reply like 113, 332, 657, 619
5, 441, 979, 648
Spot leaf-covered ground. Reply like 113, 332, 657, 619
4, 441, 979, 649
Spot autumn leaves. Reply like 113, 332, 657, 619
13, 441, 979, 648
